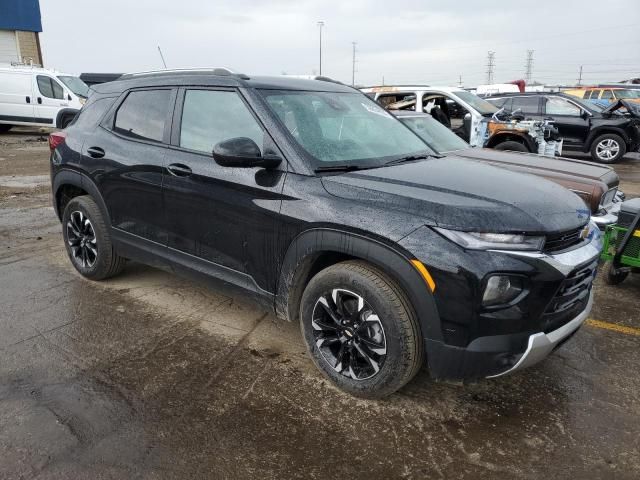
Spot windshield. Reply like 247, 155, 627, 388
453, 90, 499, 115
260, 90, 433, 167
57, 75, 90, 98
399, 115, 469, 152
569, 95, 605, 112
614, 89, 640, 99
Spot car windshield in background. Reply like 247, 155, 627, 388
58, 76, 90, 98
260, 90, 433, 168
400, 115, 470, 153
570, 95, 604, 112
454, 90, 499, 115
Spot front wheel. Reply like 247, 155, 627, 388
494, 141, 529, 153
603, 261, 629, 286
590, 134, 626, 163
300, 261, 424, 398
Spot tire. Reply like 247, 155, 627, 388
62, 195, 125, 280
590, 134, 626, 164
299, 260, 424, 398
0, 124, 12, 133
603, 261, 628, 286
494, 141, 529, 153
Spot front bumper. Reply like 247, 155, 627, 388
486, 291, 592, 378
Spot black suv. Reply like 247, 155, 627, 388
50, 69, 602, 397
485, 92, 640, 163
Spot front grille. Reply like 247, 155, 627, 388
541, 260, 597, 333
544, 227, 584, 253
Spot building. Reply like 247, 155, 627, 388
0, 0, 43, 65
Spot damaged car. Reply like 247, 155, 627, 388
394, 110, 623, 229
486, 92, 640, 163
51, 71, 601, 397
361, 85, 563, 155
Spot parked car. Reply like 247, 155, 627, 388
564, 87, 640, 107
485, 92, 640, 163
50, 69, 601, 398
393, 110, 622, 228
361, 85, 562, 155
0, 64, 89, 131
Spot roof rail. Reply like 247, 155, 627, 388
119, 67, 249, 80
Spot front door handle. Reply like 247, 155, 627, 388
167, 163, 192, 177
26, 96, 31, 104
37, 97, 42, 104
87, 146, 105, 158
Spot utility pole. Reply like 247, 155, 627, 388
351, 42, 357, 86
525, 50, 534, 83
486, 51, 495, 84
317, 21, 325, 76
577, 65, 583, 86
458, 74, 463, 87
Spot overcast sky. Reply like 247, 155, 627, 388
40, 0, 640, 87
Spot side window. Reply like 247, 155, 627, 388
582, 90, 591, 99
511, 96, 539, 114
545, 97, 581, 116
113, 89, 171, 142
179, 90, 264, 154
590, 90, 601, 99
73, 97, 115, 129
601, 90, 613, 100
37, 75, 64, 100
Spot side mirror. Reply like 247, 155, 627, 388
212, 137, 282, 169
581, 110, 589, 120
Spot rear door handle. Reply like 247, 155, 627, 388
26, 96, 31, 104
37, 97, 42, 104
167, 163, 192, 177
87, 146, 105, 158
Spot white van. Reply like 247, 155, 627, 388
0, 64, 89, 132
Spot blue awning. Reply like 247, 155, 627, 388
0, 0, 42, 32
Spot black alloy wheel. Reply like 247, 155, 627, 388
312, 288, 387, 380
66, 210, 98, 268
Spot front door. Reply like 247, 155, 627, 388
33, 74, 69, 126
162, 88, 286, 293
542, 96, 590, 147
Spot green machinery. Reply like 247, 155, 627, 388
600, 198, 640, 285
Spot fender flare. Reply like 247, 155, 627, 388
585, 127, 630, 151
52, 169, 111, 225
275, 228, 443, 343
55, 108, 80, 128
488, 132, 536, 152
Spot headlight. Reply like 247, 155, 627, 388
434, 228, 545, 251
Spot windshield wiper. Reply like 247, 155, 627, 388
384, 153, 436, 166
314, 164, 374, 173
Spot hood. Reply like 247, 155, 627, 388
452, 148, 618, 213
602, 99, 640, 117
321, 156, 590, 234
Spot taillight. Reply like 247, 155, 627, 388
49, 131, 67, 152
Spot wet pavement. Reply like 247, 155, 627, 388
1, 130, 639, 479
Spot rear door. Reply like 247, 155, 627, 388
542, 96, 590, 147
0, 72, 35, 125
33, 74, 69, 127
85, 88, 175, 249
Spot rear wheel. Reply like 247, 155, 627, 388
62, 195, 125, 280
0, 124, 12, 133
603, 261, 629, 286
494, 140, 529, 153
300, 261, 424, 398
590, 134, 626, 164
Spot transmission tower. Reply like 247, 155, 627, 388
486, 51, 495, 84
525, 50, 534, 83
